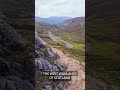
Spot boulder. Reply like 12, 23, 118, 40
42, 85, 52, 90
55, 83, 64, 90
45, 85, 52, 90
54, 59, 68, 71
35, 32, 46, 47
35, 58, 52, 71
0, 76, 34, 90
35, 50, 40, 58
0, 12, 26, 57
45, 48, 56, 58
51, 65, 59, 72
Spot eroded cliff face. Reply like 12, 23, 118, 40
0, 12, 34, 90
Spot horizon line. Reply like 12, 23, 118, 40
35, 15, 85, 18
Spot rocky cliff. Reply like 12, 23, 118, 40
0, 12, 34, 90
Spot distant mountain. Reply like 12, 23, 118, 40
59, 17, 85, 29
35, 16, 71, 25
50, 17, 85, 43
36, 17, 85, 37
36, 17, 85, 44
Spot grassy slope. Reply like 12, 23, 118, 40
37, 27, 85, 62
86, 0, 120, 87
36, 17, 85, 62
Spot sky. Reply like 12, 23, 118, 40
35, 0, 85, 18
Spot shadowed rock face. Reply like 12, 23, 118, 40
0, 76, 34, 90
0, 12, 26, 57
0, 12, 34, 90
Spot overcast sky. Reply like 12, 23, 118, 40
35, 0, 85, 18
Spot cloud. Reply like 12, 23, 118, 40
35, 0, 85, 17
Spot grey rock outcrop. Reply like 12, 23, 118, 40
35, 58, 52, 71
35, 32, 46, 47
42, 85, 52, 90
0, 57, 10, 75
11, 62, 23, 73
35, 32, 68, 72
0, 12, 26, 57
54, 59, 68, 71
45, 48, 55, 58
0, 76, 34, 90
35, 32, 68, 89
60, 40, 73, 48
0, 12, 34, 90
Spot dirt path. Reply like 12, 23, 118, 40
52, 48, 85, 90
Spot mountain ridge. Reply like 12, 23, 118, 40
35, 16, 72, 25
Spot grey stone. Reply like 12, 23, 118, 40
36, 58, 52, 71
35, 50, 40, 58
54, 59, 68, 71
0, 12, 34, 90
44, 85, 52, 90
45, 48, 55, 58
11, 62, 23, 73
23, 80, 34, 90
0, 57, 10, 75
35, 32, 46, 47
56, 83, 64, 90
0, 69, 30, 89
52, 65, 59, 72
0, 12, 26, 56
0, 76, 34, 90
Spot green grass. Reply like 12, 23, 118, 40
86, 24, 120, 87
73, 43, 85, 50
39, 34, 85, 62
57, 33, 85, 44
86, 37, 120, 87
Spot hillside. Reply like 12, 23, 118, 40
0, 0, 34, 29
86, 0, 120, 42
35, 22, 59, 32
86, 0, 120, 88
56, 17, 85, 42
36, 17, 85, 66
0, 0, 34, 18
36, 17, 85, 44
35, 24, 120, 89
